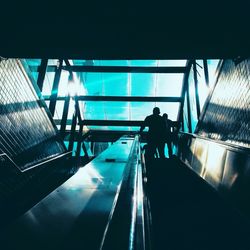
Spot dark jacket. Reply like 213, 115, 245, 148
140, 114, 165, 143
163, 118, 173, 139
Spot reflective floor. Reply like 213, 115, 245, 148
147, 158, 250, 250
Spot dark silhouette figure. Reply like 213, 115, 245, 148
162, 113, 173, 158
140, 107, 165, 159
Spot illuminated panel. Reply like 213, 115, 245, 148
27, 60, 185, 131
203, 142, 226, 188
197, 59, 250, 148
0, 59, 65, 169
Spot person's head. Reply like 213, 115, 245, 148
163, 113, 168, 119
153, 107, 160, 115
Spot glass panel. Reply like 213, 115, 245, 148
188, 66, 198, 132
26, 59, 187, 131
155, 102, 180, 121
42, 72, 55, 95
54, 100, 64, 119
207, 59, 220, 87
156, 73, 184, 96
94, 60, 129, 66
25, 59, 41, 66
91, 60, 187, 67
131, 73, 155, 96
83, 101, 128, 120
130, 102, 155, 120
196, 60, 208, 110
83, 101, 105, 120
25, 59, 41, 83
88, 126, 138, 131
183, 93, 189, 132
158, 60, 187, 66
130, 102, 179, 121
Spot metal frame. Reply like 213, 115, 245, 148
203, 59, 209, 86
186, 75, 192, 133
68, 105, 78, 152
35, 59, 213, 155
48, 60, 63, 116
60, 96, 70, 139
36, 59, 48, 91
177, 60, 192, 131
43, 96, 183, 102
81, 120, 144, 126
193, 60, 201, 118
30, 65, 187, 73
76, 123, 84, 158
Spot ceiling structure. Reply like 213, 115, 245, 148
1, 1, 250, 59
2, 0, 246, 156
26, 59, 188, 132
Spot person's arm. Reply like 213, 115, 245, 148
139, 117, 147, 133
169, 119, 174, 133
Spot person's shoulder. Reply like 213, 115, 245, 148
145, 114, 153, 120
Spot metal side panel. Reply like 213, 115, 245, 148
0, 138, 134, 250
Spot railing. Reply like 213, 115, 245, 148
139, 136, 153, 250
178, 131, 250, 154
0, 151, 72, 173
100, 135, 151, 250
176, 131, 250, 218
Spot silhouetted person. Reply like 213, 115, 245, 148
140, 107, 165, 159
142, 144, 153, 162
162, 113, 173, 158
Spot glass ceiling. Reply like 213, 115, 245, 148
25, 60, 186, 131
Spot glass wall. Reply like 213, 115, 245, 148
25, 59, 185, 132
182, 60, 220, 133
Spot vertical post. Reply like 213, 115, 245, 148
82, 141, 89, 159
68, 103, 78, 152
60, 96, 70, 139
181, 112, 184, 131
74, 97, 82, 123
178, 86, 185, 130
177, 61, 192, 131
37, 59, 48, 92
76, 123, 84, 158
203, 59, 209, 87
49, 59, 63, 117
193, 60, 201, 119
186, 80, 192, 133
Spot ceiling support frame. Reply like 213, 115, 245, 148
31, 65, 187, 74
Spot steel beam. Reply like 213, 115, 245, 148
60, 96, 70, 139
36, 59, 48, 91
177, 60, 192, 128
75, 98, 82, 122
80, 120, 177, 127
186, 76, 192, 133
68, 112, 78, 152
203, 59, 209, 86
80, 120, 143, 126
55, 119, 179, 127
193, 61, 201, 118
49, 60, 63, 116
43, 96, 183, 102
76, 123, 84, 158
30, 65, 187, 73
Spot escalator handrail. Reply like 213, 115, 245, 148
101, 135, 148, 250
179, 131, 250, 155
